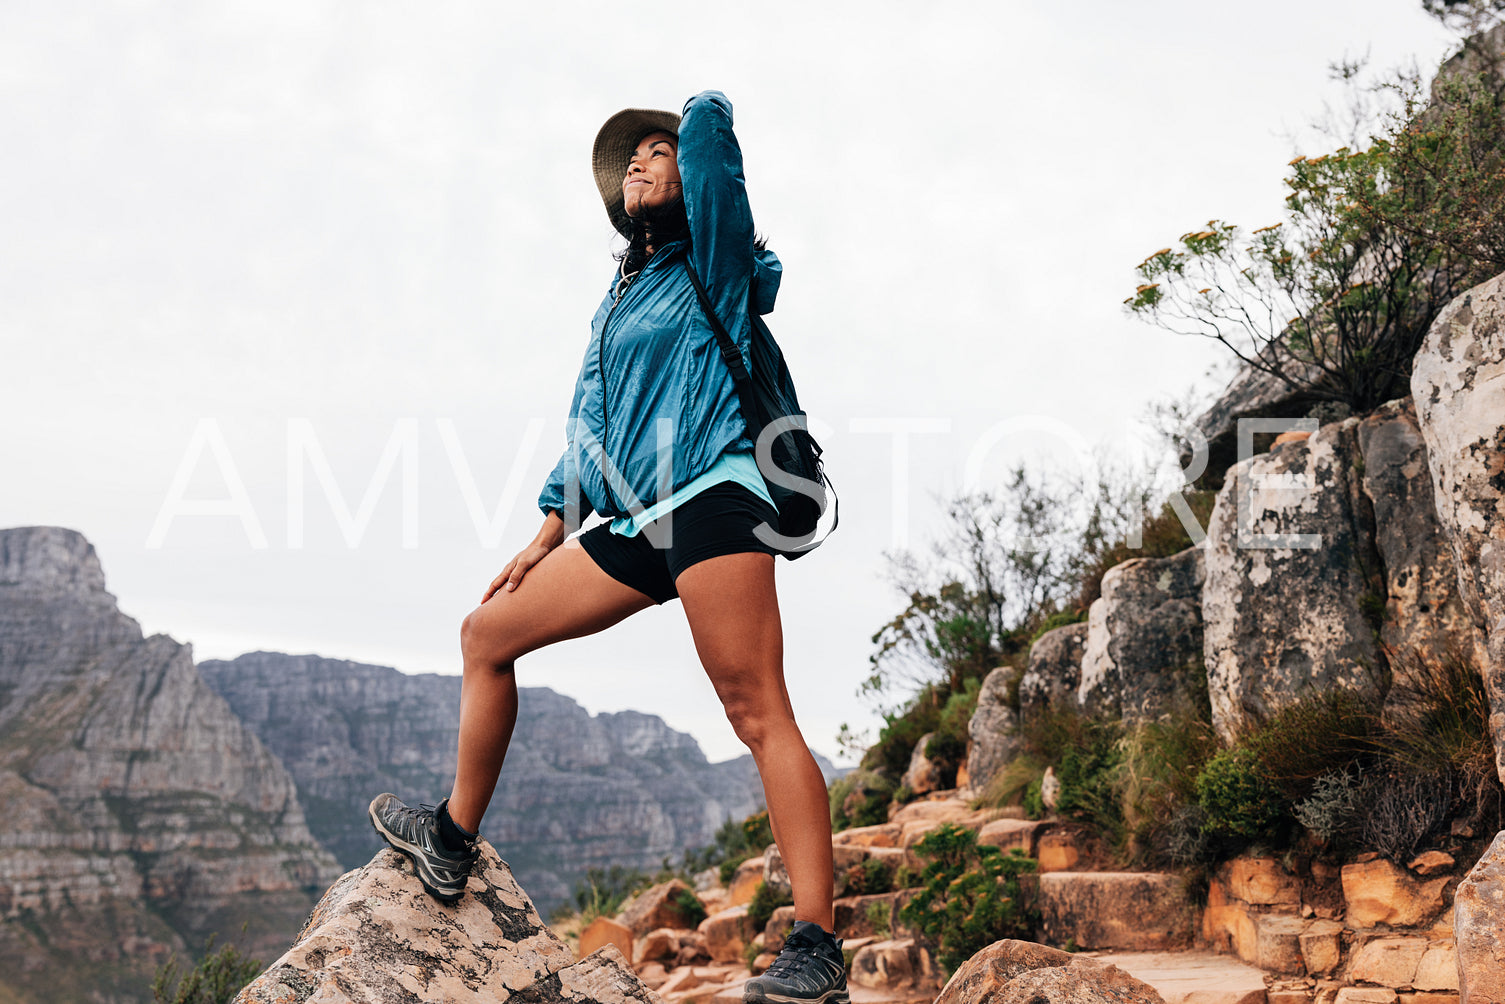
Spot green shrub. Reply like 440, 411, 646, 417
1248, 689, 1382, 802
151, 935, 261, 1004
864, 899, 893, 938
569, 864, 654, 922
1295, 768, 1366, 845
669, 886, 708, 929
862, 688, 945, 779
1029, 609, 1089, 647
747, 881, 793, 931
830, 770, 897, 832
924, 679, 982, 786
1054, 719, 1127, 841
843, 857, 895, 897
1195, 746, 1284, 841
898, 823, 1039, 974
1117, 704, 1218, 865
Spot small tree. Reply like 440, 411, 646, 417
151, 935, 261, 1004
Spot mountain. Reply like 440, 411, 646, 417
199, 652, 842, 913
0, 526, 341, 1004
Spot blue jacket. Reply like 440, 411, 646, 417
538, 91, 782, 527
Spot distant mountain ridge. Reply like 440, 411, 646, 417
0, 526, 341, 1004
200, 652, 842, 912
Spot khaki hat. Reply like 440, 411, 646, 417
592, 107, 681, 237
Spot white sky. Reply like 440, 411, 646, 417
0, 1, 1460, 764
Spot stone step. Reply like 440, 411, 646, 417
1039, 872, 1197, 951
1086, 951, 1268, 1004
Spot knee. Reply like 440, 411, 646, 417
721, 691, 789, 754
460, 608, 516, 672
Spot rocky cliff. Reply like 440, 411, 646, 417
0, 526, 341, 1004
199, 652, 841, 914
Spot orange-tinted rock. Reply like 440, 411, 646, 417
749, 953, 775, 975
1342, 860, 1451, 928
1334, 990, 1398, 1004
636, 962, 668, 989
831, 823, 902, 848
900, 820, 942, 848
1456, 832, 1505, 1004
1226, 856, 1301, 906
1413, 941, 1460, 992
1202, 876, 1259, 962
579, 917, 634, 964
762, 906, 798, 954
890, 798, 974, 826
1036, 830, 1082, 873
1255, 915, 1308, 974
1409, 851, 1455, 877
633, 928, 679, 966
617, 879, 704, 937
902, 733, 944, 795
1040, 872, 1194, 951
1349, 936, 1428, 988
1300, 919, 1345, 976
850, 939, 918, 989
977, 819, 1048, 856
727, 858, 764, 908
833, 893, 898, 940
935, 940, 1163, 1004
698, 906, 757, 965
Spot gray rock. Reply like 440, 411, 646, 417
1354, 399, 1484, 683
1454, 830, 1505, 1004
901, 732, 943, 795
1411, 271, 1505, 782
1202, 420, 1387, 741
1019, 622, 1087, 720
237, 841, 657, 1004
1189, 362, 1320, 486
1040, 767, 1060, 812
966, 666, 1020, 792
935, 939, 1165, 1004
0, 526, 341, 1002
1077, 547, 1207, 725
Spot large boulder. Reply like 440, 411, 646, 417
616, 878, 702, 937
1019, 622, 1088, 720
236, 842, 659, 1003
1077, 547, 1208, 724
1188, 362, 1322, 489
902, 732, 944, 795
1454, 830, 1505, 1004
935, 939, 1164, 1004
1355, 399, 1480, 670
1037, 873, 1195, 952
966, 666, 1020, 792
1411, 272, 1505, 782
1202, 418, 1386, 740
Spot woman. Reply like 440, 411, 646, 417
369, 91, 846, 1004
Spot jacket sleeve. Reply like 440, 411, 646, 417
537, 367, 594, 525
678, 90, 754, 375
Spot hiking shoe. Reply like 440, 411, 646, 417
368, 793, 477, 903
742, 920, 849, 1004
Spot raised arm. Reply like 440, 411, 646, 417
678, 90, 755, 367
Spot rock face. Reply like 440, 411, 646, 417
934, 938, 1165, 1004
237, 841, 659, 1004
1019, 623, 1087, 721
1202, 420, 1387, 740
1455, 831, 1505, 1004
0, 527, 341, 1004
1077, 547, 1208, 725
966, 666, 1020, 792
1355, 399, 1480, 672
1411, 272, 1505, 782
201, 653, 840, 914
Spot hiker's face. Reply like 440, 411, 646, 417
622, 131, 682, 218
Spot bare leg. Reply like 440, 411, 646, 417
448, 538, 656, 832
676, 552, 835, 932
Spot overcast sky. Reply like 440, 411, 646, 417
1, 1, 1461, 765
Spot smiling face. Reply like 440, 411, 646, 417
622, 130, 682, 219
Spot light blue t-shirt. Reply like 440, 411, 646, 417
608, 450, 774, 537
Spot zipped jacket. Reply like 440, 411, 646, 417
538, 90, 782, 528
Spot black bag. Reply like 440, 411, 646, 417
681, 255, 837, 557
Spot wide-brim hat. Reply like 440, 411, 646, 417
593, 107, 681, 237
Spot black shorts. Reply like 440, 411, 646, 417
578, 481, 780, 604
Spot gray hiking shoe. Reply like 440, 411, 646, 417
742, 920, 849, 1004
368, 793, 477, 903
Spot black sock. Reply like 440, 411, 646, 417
436, 801, 477, 852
